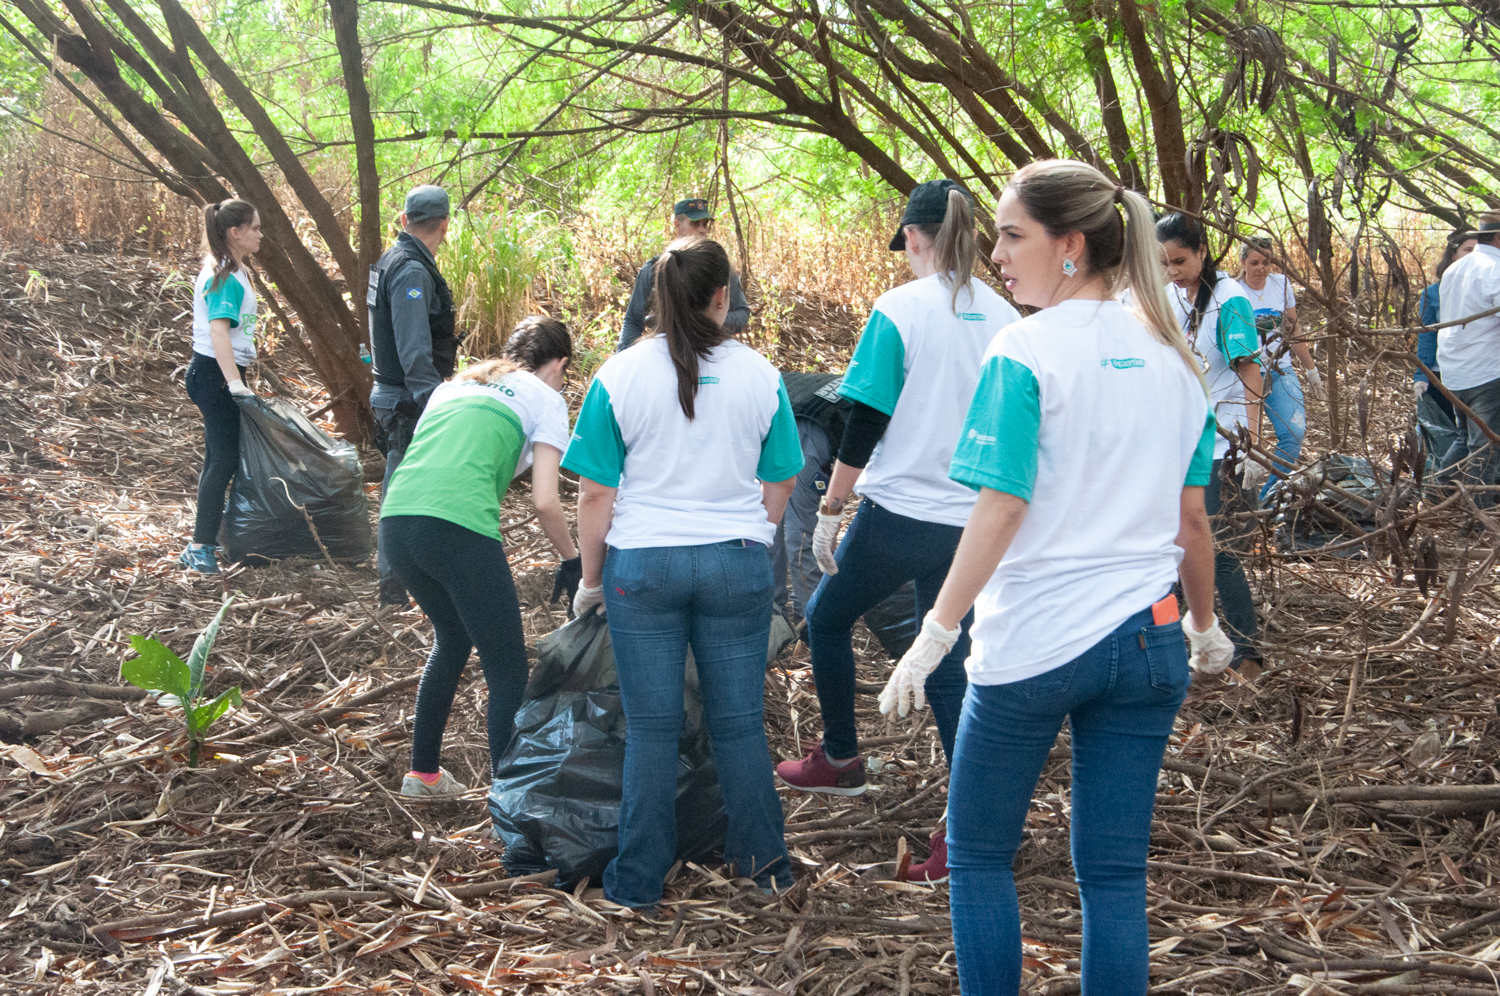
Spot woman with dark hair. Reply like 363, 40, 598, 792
1236, 237, 1324, 498
776, 179, 1020, 884
563, 237, 802, 908
181, 199, 262, 574
381, 317, 577, 797
894, 159, 1230, 995
1156, 213, 1263, 666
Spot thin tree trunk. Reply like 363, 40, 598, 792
1117, 0, 1193, 207
330, 0, 383, 342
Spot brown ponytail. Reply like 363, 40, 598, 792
651, 237, 731, 419
202, 199, 257, 292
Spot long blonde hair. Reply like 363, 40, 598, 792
906, 188, 978, 315
1007, 160, 1205, 391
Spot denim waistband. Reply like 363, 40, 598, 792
717, 538, 765, 548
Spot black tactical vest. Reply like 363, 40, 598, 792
367, 234, 457, 387
782, 372, 850, 451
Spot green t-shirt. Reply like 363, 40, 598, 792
380, 375, 571, 541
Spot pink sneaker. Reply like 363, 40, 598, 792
900, 832, 948, 883
775, 744, 867, 796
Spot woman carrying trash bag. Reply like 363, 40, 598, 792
1156, 213, 1264, 667
879, 160, 1233, 995
563, 236, 803, 909
776, 179, 1020, 883
180, 199, 262, 575
1236, 237, 1325, 499
380, 316, 578, 797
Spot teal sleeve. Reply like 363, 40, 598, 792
837, 310, 905, 415
1217, 297, 1260, 364
948, 355, 1040, 501
1185, 411, 1216, 486
758, 381, 805, 482
203, 277, 246, 327
561, 379, 626, 487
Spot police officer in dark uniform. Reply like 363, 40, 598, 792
616, 196, 751, 351
368, 185, 459, 605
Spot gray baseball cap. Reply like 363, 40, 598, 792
404, 185, 450, 224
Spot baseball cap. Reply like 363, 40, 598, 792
404, 185, 450, 224
890, 179, 974, 251
673, 197, 714, 221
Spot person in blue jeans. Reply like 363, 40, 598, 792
880, 160, 1233, 995
1235, 238, 1325, 499
775, 180, 1020, 884
563, 237, 803, 908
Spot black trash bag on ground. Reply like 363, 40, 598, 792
488, 611, 729, 887
1416, 391, 1461, 472
862, 581, 919, 659
219, 395, 371, 564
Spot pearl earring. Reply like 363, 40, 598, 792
1062, 258, 1077, 277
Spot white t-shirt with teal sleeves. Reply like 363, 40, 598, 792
949, 299, 1215, 686
838, 273, 1021, 527
562, 336, 803, 549
1167, 274, 1258, 459
1236, 272, 1297, 373
191, 265, 258, 367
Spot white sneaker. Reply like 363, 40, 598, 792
400, 768, 469, 797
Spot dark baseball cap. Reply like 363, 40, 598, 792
404, 185, 450, 224
890, 179, 974, 250
673, 197, 713, 221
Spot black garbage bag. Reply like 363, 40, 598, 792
1416, 391, 1461, 473
862, 581, 919, 659
488, 612, 729, 887
219, 395, 371, 564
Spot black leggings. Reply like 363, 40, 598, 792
185, 353, 246, 546
380, 515, 529, 777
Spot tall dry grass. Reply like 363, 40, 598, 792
0, 84, 199, 255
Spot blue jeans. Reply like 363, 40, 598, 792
601, 541, 792, 907
1261, 367, 1305, 500
806, 499, 971, 764
948, 606, 1190, 996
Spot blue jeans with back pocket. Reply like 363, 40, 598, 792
601, 541, 792, 908
947, 604, 1190, 996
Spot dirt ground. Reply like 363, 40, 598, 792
3, 240, 1500, 995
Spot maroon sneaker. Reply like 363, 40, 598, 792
900, 832, 948, 884
775, 744, 867, 796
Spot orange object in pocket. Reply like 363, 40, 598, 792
1151, 594, 1180, 626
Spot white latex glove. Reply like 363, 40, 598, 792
879, 611, 962, 718
1414, 380, 1429, 399
227, 379, 255, 398
1305, 367, 1326, 403
1184, 615, 1235, 674
573, 583, 606, 619
813, 509, 842, 576
1241, 458, 1269, 494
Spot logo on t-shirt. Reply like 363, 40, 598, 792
698, 376, 719, 384
958, 312, 986, 321
966, 428, 996, 446
1101, 357, 1145, 369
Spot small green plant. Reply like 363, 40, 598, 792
122, 598, 241, 767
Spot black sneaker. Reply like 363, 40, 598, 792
379, 579, 410, 607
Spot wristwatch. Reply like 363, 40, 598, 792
819, 498, 844, 517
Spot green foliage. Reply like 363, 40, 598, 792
439, 209, 543, 355
122, 599, 241, 767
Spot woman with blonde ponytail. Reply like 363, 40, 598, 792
884, 160, 1233, 994
777, 180, 1020, 885
180, 198, 261, 574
